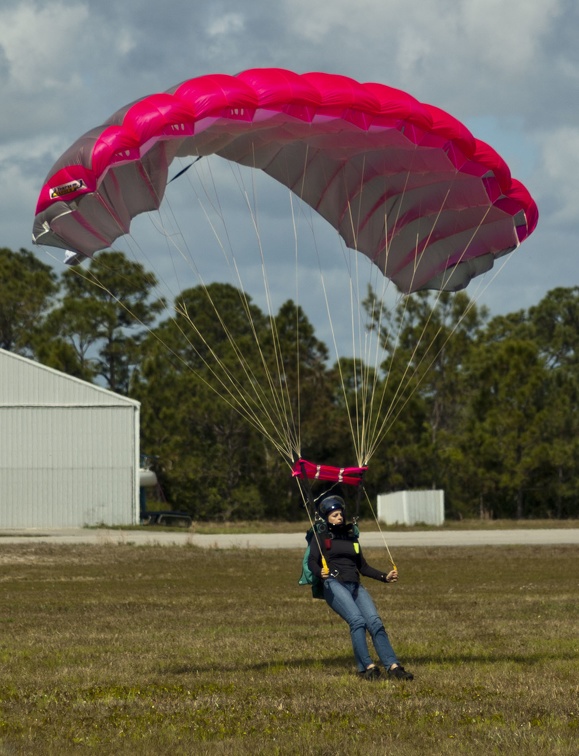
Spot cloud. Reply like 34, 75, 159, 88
537, 126, 579, 227
282, 0, 563, 102
206, 12, 245, 38
0, 2, 89, 94
0, 0, 577, 338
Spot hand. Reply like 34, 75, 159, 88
321, 566, 330, 579
385, 569, 398, 583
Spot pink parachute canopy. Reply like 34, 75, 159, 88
32, 68, 538, 293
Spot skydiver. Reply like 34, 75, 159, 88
308, 495, 414, 681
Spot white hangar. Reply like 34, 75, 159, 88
0, 348, 140, 529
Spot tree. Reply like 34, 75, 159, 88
528, 288, 579, 517
453, 329, 550, 518
47, 251, 165, 393
364, 287, 488, 498
0, 248, 58, 355
268, 300, 333, 459
133, 283, 278, 519
530, 286, 579, 369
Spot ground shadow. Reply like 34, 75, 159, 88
164, 648, 576, 676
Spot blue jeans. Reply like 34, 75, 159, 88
324, 579, 399, 672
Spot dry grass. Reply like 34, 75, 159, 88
138, 518, 579, 535
0, 542, 577, 754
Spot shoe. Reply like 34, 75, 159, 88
387, 664, 414, 681
358, 664, 381, 680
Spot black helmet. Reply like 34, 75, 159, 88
318, 495, 346, 519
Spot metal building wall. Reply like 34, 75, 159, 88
0, 350, 140, 529
1, 349, 135, 407
377, 490, 445, 526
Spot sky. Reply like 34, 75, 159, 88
1, 0, 578, 358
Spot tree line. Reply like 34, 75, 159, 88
2, 246, 578, 521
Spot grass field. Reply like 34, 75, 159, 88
0, 541, 577, 754
188, 518, 579, 534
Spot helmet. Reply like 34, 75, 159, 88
318, 495, 346, 519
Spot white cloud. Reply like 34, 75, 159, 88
389, 0, 563, 112
284, 0, 564, 118
0, 2, 90, 93
458, 0, 561, 72
207, 13, 245, 38
538, 127, 579, 226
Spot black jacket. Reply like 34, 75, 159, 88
307, 523, 387, 584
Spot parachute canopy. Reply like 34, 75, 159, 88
32, 67, 538, 294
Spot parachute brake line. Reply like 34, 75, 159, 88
295, 459, 329, 574
353, 475, 365, 526
363, 488, 397, 572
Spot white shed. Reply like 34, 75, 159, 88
0, 348, 140, 528
377, 490, 445, 526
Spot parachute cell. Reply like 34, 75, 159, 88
32, 68, 538, 294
